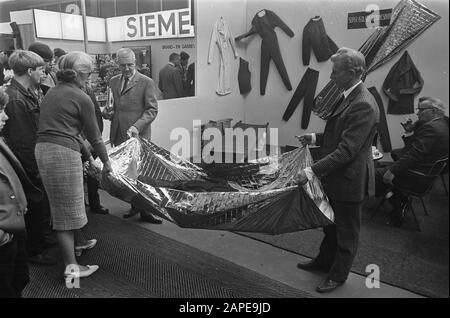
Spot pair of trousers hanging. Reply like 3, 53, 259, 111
235, 9, 293, 95
368, 86, 392, 152
282, 68, 319, 129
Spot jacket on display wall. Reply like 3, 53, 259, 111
382, 51, 424, 115
302, 16, 338, 66
236, 9, 294, 95
208, 17, 238, 96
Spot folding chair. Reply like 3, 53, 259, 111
371, 157, 448, 231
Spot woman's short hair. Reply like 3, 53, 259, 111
8, 50, 45, 76
56, 51, 93, 83
331, 47, 366, 77
0, 86, 9, 109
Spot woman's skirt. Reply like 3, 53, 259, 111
35, 142, 87, 231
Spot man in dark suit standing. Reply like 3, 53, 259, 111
295, 47, 379, 293
158, 53, 184, 99
105, 48, 161, 224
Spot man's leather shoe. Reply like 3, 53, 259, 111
316, 279, 344, 293
140, 214, 163, 224
28, 253, 57, 266
296, 260, 329, 272
91, 206, 109, 215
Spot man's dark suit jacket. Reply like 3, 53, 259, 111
158, 63, 184, 99
312, 83, 379, 202
390, 116, 449, 175
109, 71, 158, 146
3, 78, 41, 178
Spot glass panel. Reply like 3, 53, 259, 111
116, 0, 137, 16
138, 0, 161, 14
162, 0, 189, 11
99, 0, 115, 18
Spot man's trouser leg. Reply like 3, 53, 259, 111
327, 200, 362, 283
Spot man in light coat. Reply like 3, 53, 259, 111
295, 48, 379, 293
106, 48, 160, 223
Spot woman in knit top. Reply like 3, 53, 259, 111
35, 51, 112, 281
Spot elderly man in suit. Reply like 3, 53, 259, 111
106, 48, 161, 224
376, 97, 449, 226
295, 47, 379, 293
158, 53, 184, 99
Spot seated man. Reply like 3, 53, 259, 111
376, 97, 449, 226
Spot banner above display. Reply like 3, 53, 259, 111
107, 8, 195, 42
31, 7, 194, 43
347, 7, 392, 29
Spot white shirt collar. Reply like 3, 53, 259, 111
122, 69, 136, 83
168, 62, 175, 67
343, 80, 362, 99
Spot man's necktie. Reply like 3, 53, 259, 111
121, 77, 129, 95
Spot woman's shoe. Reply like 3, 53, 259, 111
64, 264, 99, 280
75, 239, 97, 257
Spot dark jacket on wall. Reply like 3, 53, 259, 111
312, 83, 379, 202
390, 117, 449, 175
235, 9, 294, 95
383, 51, 424, 115
3, 78, 41, 177
302, 16, 338, 66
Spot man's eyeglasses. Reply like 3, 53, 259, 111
119, 63, 135, 68
416, 107, 433, 113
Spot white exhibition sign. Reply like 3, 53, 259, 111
32, 8, 193, 43
34, 9, 106, 42
34, 9, 62, 39
106, 8, 195, 42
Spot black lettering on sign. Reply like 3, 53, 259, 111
127, 17, 137, 38
347, 8, 392, 29
139, 16, 144, 37
145, 14, 155, 36
159, 13, 175, 36
179, 11, 190, 35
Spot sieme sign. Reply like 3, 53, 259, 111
107, 8, 194, 42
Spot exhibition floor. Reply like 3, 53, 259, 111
22, 187, 438, 298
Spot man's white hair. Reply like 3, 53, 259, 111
331, 47, 366, 77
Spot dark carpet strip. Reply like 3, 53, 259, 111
24, 213, 314, 298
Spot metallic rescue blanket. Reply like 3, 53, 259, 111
313, 0, 440, 120
93, 138, 334, 235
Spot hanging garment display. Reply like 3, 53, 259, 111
312, 0, 440, 120
302, 16, 338, 66
368, 87, 392, 152
95, 138, 334, 235
282, 68, 319, 129
235, 9, 294, 95
238, 57, 251, 95
383, 51, 424, 114
208, 16, 238, 96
